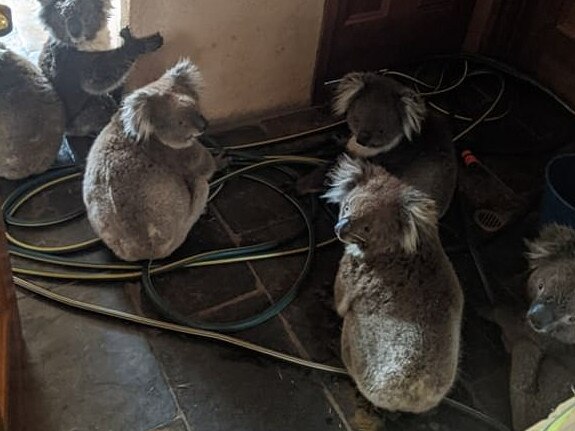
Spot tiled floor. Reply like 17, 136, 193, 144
5, 59, 575, 430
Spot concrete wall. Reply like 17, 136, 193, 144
127, 0, 326, 124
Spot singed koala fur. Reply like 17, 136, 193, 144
0, 43, 65, 179
524, 223, 575, 344
38, 0, 163, 137
334, 72, 457, 217
324, 155, 463, 413
83, 59, 216, 262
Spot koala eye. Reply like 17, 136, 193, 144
363, 225, 370, 233
537, 283, 544, 291
567, 316, 575, 324
344, 204, 350, 212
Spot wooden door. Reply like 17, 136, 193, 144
313, 0, 477, 100
482, 0, 575, 107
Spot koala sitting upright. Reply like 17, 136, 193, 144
324, 155, 463, 413
524, 223, 575, 344
38, 0, 163, 137
0, 43, 65, 179
83, 59, 216, 262
333, 72, 457, 217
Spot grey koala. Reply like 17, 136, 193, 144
0, 43, 65, 179
83, 59, 216, 262
38, 0, 163, 137
324, 155, 463, 413
485, 306, 575, 431
524, 223, 575, 344
333, 72, 457, 217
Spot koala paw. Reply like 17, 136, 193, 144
137, 32, 164, 54
214, 153, 230, 171
120, 26, 134, 42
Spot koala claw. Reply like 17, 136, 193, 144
120, 26, 134, 41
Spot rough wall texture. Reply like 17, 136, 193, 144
128, 0, 325, 123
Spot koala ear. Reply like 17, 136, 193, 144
400, 88, 426, 141
167, 58, 203, 98
399, 188, 437, 253
525, 223, 575, 268
323, 154, 377, 204
333, 72, 374, 116
120, 90, 162, 141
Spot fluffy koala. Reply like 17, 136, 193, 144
38, 0, 163, 137
83, 59, 216, 262
524, 223, 575, 344
324, 155, 463, 413
333, 72, 457, 217
486, 306, 575, 431
0, 43, 65, 179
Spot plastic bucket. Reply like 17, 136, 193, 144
540, 154, 575, 228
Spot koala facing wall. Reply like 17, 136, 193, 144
324, 155, 463, 413
38, 0, 163, 137
83, 59, 216, 262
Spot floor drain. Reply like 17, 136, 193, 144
473, 209, 506, 233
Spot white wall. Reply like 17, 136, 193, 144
127, 0, 326, 124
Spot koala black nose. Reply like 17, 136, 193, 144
335, 218, 350, 237
356, 131, 372, 145
527, 302, 555, 331
66, 18, 83, 39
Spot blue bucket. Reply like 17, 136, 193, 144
540, 154, 575, 229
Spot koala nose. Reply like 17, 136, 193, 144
527, 302, 555, 331
335, 218, 350, 237
66, 17, 83, 39
356, 131, 371, 145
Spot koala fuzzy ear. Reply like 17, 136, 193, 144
167, 58, 203, 98
400, 89, 427, 141
333, 72, 374, 116
120, 89, 160, 141
525, 223, 575, 268
399, 188, 437, 253
323, 154, 377, 204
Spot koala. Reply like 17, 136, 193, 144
38, 0, 163, 137
0, 43, 65, 179
324, 155, 463, 413
83, 59, 216, 262
485, 306, 575, 431
333, 72, 457, 218
524, 223, 575, 344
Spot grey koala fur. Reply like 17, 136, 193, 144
524, 223, 575, 344
83, 59, 216, 262
38, 0, 163, 137
0, 43, 65, 179
333, 72, 457, 218
486, 306, 575, 431
324, 155, 463, 413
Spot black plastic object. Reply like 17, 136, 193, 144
541, 154, 575, 229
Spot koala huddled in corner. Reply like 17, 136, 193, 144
0, 43, 65, 179
83, 59, 217, 262
324, 155, 463, 413
333, 72, 457, 217
525, 223, 575, 343
38, 0, 163, 137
